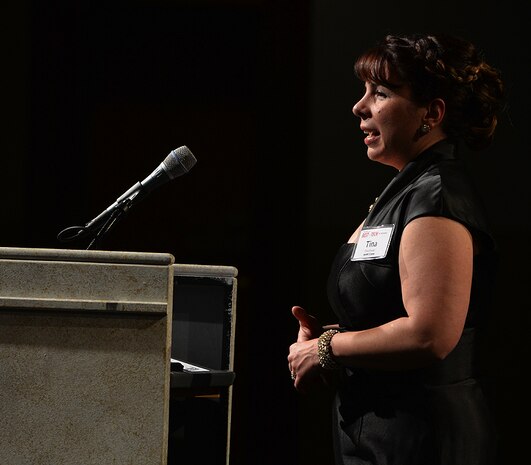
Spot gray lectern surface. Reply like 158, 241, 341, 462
0, 247, 237, 465
0, 246, 174, 465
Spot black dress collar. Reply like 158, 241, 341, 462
367, 139, 455, 221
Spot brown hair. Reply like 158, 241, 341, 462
354, 34, 505, 150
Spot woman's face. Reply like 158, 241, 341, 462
352, 79, 428, 170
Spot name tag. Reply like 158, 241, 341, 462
351, 224, 395, 261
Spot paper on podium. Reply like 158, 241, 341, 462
171, 358, 209, 372
169, 358, 235, 390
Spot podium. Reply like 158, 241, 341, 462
0, 247, 237, 465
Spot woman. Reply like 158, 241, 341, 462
287, 33, 504, 465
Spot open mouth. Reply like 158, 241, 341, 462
363, 129, 380, 145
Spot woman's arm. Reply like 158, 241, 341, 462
288, 216, 473, 391
329, 216, 473, 369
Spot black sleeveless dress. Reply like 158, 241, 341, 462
326, 140, 498, 465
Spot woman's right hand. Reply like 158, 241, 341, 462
291, 306, 322, 342
289, 306, 340, 391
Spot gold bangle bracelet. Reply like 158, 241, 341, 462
317, 329, 340, 370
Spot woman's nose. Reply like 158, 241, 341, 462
352, 99, 368, 120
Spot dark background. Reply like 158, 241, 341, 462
3, 1, 528, 464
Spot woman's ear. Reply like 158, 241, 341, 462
424, 98, 446, 127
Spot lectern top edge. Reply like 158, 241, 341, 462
173, 263, 238, 278
0, 246, 175, 266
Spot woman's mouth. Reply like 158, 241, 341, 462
363, 130, 380, 146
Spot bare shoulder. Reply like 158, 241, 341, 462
347, 220, 366, 244
402, 216, 472, 243
400, 216, 473, 267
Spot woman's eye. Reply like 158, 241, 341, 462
375, 90, 387, 98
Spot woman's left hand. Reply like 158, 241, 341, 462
288, 337, 322, 392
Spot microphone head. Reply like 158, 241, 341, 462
163, 146, 197, 179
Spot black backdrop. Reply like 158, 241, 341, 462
3, 1, 528, 464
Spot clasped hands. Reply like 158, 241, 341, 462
287, 305, 338, 392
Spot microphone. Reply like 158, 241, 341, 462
84, 145, 197, 230
57, 145, 197, 244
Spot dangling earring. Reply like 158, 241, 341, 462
420, 123, 431, 134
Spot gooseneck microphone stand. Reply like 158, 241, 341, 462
85, 198, 132, 250
56, 198, 133, 250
